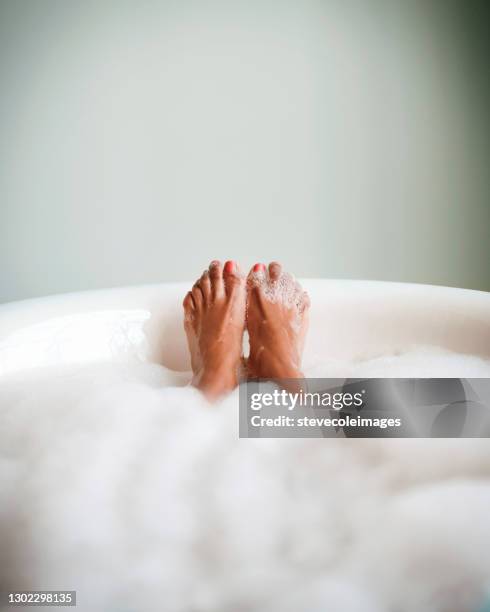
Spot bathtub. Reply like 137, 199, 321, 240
1, 280, 490, 612
1, 279, 489, 376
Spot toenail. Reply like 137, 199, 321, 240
253, 263, 266, 272
210, 260, 220, 267
224, 260, 235, 273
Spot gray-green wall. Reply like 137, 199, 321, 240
1, 0, 489, 302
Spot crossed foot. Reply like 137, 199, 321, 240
183, 260, 310, 400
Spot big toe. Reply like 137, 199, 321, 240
223, 260, 243, 294
248, 262, 267, 288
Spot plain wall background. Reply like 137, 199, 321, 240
1, 0, 489, 303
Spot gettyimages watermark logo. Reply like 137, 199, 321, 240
239, 378, 490, 438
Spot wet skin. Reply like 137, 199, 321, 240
183, 260, 309, 400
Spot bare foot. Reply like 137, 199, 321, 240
246, 262, 310, 380
183, 260, 246, 400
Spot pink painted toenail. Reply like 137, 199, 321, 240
224, 260, 235, 273
253, 263, 266, 272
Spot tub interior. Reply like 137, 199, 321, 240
1, 281, 490, 612
0, 280, 489, 377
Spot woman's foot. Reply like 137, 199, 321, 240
183, 260, 246, 400
246, 262, 310, 380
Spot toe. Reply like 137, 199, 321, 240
295, 288, 310, 314
183, 291, 195, 311
223, 260, 242, 294
209, 260, 225, 300
199, 270, 212, 303
251, 262, 267, 275
268, 261, 282, 281
192, 283, 203, 310
183, 291, 195, 325
300, 291, 311, 313
248, 262, 267, 286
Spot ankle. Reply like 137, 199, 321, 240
248, 349, 303, 380
193, 361, 240, 400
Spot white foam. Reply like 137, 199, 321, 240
1, 349, 490, 612
247, 271, 307, 332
